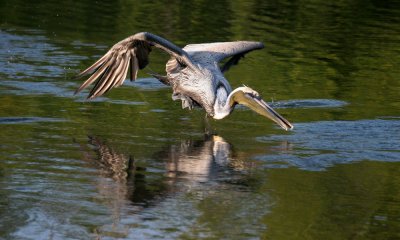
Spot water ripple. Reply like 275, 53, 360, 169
1, 80, 71, 97
272, 99, 347, 109
256, 119, 400, 171
0, 30, 84, 80
0, 117, 66, 124
124, 78, 169, 91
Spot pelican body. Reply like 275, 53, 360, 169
75, 32, 293, 130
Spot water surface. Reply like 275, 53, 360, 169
1, 0, 400, 239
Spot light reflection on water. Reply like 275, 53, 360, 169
257, 119, 400, 171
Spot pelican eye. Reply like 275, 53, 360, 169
246, 92, 261, 99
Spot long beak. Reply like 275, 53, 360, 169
243, 95, 294, 131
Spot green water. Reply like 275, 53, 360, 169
1, 1, 400, 239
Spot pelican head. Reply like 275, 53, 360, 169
213, 86, 293, 131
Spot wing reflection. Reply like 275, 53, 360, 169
86, 136, 136, 182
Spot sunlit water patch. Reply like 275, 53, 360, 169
257, 119, 400, 170
0, 117, 66, 124
0, 30, 84, 80
124, 78, 169, 91
73, 96, 148, 106
72, 78, 166, 104
275, 99, 348, 109
1, 80, 72, 97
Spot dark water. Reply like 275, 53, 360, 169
1, 0, 400, 239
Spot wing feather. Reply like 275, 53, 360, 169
93, 56, 123, 97
76, 52, 111, 78
75, 53, 115, 95
75, 32, 195, 99
116, 53, 130, 87
129, 49, 136, 82
89, 54, 122, 98
105, 53, 129, 93
183, 41, 264, 73
184, 41, 264, 62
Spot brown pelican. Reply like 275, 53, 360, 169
75, 32, 293, 130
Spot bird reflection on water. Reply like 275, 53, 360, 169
79, 137, 252, 211
77, 135, 276, 238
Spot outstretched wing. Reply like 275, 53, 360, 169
183, 41, 264, 73
75, 32, 195, 99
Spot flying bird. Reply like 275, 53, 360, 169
75, 32, 293, 130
